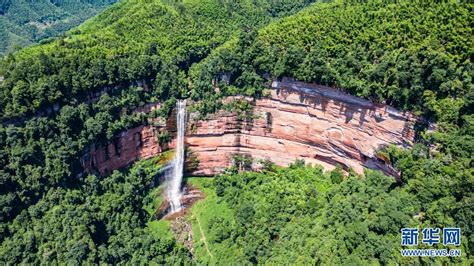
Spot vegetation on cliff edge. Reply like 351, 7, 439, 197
0, 0, 472, 264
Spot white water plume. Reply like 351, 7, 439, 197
167, 99, 186, 213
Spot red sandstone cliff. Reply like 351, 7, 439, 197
81, 81, 417, 177
186, 81, 416, 177
81, 125, 162, 176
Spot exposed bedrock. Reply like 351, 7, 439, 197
187, 81, 416, 177
81, 81, 417, 178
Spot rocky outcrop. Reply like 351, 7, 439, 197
81, 125, 163, 176
81, 101, 164, 176
186, 81, 416, 177
82, 81, 417, 178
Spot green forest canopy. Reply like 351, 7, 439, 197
189, 1, 472, 120
0, 0, 316, 263
188, 161, 471, 264
0, 154, 193, 264
0, 0, 118, 55
0, 0, 472, 264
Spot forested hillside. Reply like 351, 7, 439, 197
190, 1, 472, 117
186, 2, 473, 263
189, 166, 416, 264
0, 154, 194, 264
189, 158, 471, 264
0, 0, 472, 264
0, 0, 315, 263
0, 0, 117, 55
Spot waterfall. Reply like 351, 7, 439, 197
167, 99, 186, 213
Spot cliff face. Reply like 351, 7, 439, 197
82, 81, 416, 177
81, 102, 164, 176
81, 125, 162, 176
187, 81, 416, 177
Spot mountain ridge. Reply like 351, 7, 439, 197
0, 0, 118, 55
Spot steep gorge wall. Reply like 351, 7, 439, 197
82, 81, 417, 177
187, 81, 416, 177
80, 101, 163, 175
81, 125, 162, 176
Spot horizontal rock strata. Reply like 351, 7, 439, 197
187, 81, 416, 177
82, 81, 416, 178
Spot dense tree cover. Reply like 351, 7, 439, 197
0, 85, 153, 223
385, 114, 474, 257
189, 1, 472, 117
0, 156, 192, 264
0, 0, 314, 119
0, 0, 315, 263
189, 161, 471, 264
0, 0, 472, 264
183, 3, 472, 263
186, 5, 473, 262
0, 0, 117, 55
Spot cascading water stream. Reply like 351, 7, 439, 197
167, 99, 186, 213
